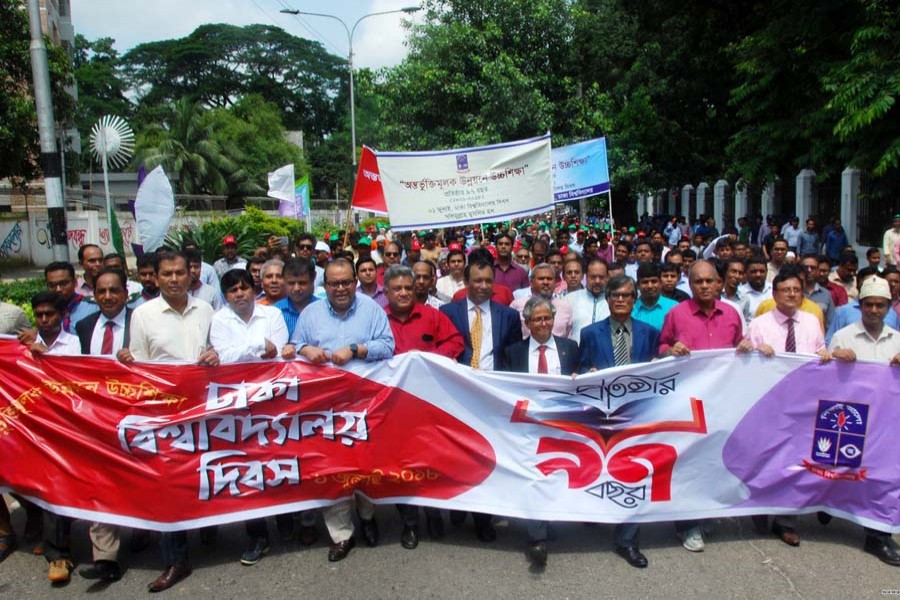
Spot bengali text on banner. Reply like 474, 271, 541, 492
551, 137, 611, 202
1, 338, 898, 532
375, 135, 553, 231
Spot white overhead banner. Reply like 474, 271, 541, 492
375, 134, 553, 231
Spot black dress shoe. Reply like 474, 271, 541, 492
79, 560, 122, 582
616, 545, 648, 568
148, 563, 192, 592
360, 518, 379, 547
401, 526, 419, 550
299, 525, 318, 546
527, 541, 547, 567
475, 522, 497, 543
328, 538, 355, 562
426, 511, 445, 539
817, 511, 832, 525
865, 536, 900, 566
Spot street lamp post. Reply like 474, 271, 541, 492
280, 6, 421, 168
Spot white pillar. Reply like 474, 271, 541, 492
645, 191, 654, 217
841, 167, 861, 245
761, 180, 775, 217
796, 169, 815, 221
696, 182, 709, 218
735, 180, 748, 223
681, 184, 694, 220
714, 179, 728, 232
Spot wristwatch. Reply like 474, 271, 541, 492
349, 343, 359, 358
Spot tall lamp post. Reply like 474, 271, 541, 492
280, 6, 421, 169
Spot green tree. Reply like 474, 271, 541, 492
135, 97, 260, 197
0, 0, 75, 182
72, 35, 130, 145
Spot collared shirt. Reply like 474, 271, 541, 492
658, 299, 744, 355
738, 282, 773, 321
567, 288, 610, 341
386, 303, 464, 359
36, 329, 81, 355
893, 297, 900, 321
797, 231, 820, 256
805, 283, 835, 330
467, 298, 494, 371
509, 294, 573, 339
128, 288, 159, 310
528, 335, 561, 375
493, 261, 529, 291
826, 281, 849, 307
189, 281, 224, 310
66, 295, 100, 333
274, 296, 319, 339
765, 262, 783, 284
89, 308, 128, 355
75, 277, 94, 298
829, 321, 900, 361
826, 301, 900, 345
884, 228, 900, 265
747, 308, 824, 353
755, 297, 824, 332
436, 275, 465, 302
0, 301, 30, 334
358, 284, 388, 308
291, 294, 394, 362
720, 297, 748, 335
782, 224, 801, 248
675, 275, 693, 298
210, 303, 289, 363
632, 296, 677, 332
213, 256, 248, 278
200, 262, 219, 287
424, 294, 445, 309
130, 295, 214, 361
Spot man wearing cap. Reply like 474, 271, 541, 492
828, 276, 900, 566
314, 241, 331, 269
825, 267, 900, 344
213, 235, 247, 277
883, 214, 900, 266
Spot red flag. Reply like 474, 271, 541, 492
351, 146, 388, 214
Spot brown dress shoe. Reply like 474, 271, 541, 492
772, 523, 800, 547
148, 563, 192, 592
327, 538, 355, 562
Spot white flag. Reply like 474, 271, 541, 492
135, 166, 175, 252
267, 164, 295, 203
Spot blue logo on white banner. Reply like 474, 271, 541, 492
551, 137, 611, 202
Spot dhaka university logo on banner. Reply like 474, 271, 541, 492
456, 154, 470, 173
811, 401, 869, 468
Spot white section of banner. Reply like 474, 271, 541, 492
134, 166, 174, 252
375, 135, 553, 230
267, 163, 295, 202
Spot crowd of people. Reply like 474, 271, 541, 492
2, 209, 900, 591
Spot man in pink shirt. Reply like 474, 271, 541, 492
745, 265, 829, 547
658, 260, 751, 553
509, 263, 573, 338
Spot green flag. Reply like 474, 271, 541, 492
109, 209, 125, 256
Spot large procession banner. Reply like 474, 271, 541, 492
1, 337, 899, 532
375, 135, 553, 231
551, 137, 611, 202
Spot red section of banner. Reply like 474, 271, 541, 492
0, 340, 494, 529
351, 146, 388, 214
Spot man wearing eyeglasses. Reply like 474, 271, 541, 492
284, 258, 395, 563
294, 233, 326, 288
376, 241, 403, 286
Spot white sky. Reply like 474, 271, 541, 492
71, 0, 424, 69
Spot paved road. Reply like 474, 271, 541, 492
1, 498, 897, 599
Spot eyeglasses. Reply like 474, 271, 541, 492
528, 316, 554, 323
297, 244, 314, 251
384, 252, 400, 257
326, 279, 355, 289
608, 292, 635, 300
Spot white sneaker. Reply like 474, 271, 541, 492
680, 526, 705, 552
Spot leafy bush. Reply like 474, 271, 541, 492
164, 206, 306, 262
0, 277, 45, 306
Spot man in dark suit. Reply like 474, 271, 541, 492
440, 258, 522, 541
73, 267, 132, 583
578, 274, 660, 569
501, 295, 578, 567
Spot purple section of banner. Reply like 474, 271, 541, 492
722, 360, 900, 527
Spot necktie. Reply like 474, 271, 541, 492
470, 306, 482, 369
101, 321, 115, 355
785, 318, 796, 353
537, 344, 548, 374
613, 325, 629, 366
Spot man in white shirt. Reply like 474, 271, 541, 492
186, 248, 224, 309
436, 248, 466, 301
739, 257, 773, 322
567, 257, 611, 341
117, 250, 218, 593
